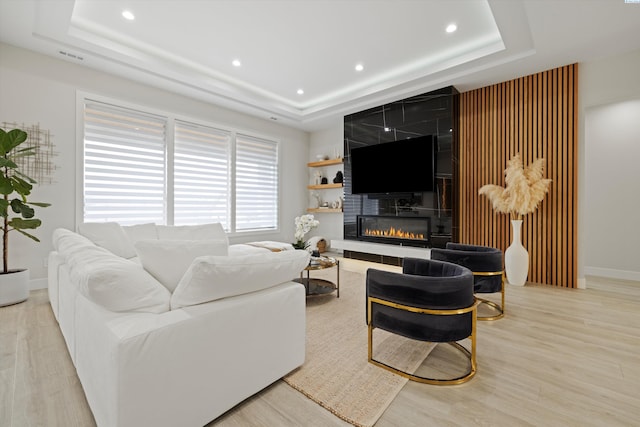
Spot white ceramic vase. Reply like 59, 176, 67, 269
0, 269, 30, 306
505, 219, 529, 286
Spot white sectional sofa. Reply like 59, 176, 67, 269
47, 222, 310, 427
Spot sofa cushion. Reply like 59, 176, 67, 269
53, 228, 171, 313
74, 256, 171, 313
170, 249, 310, 309
78, 222, 137, 259
122, 223, 159, 243
134, 239, 229, 292
228, 244, 272, 256
156, 223, 228, 243
54, 227, 99, 254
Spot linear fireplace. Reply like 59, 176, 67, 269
357, 215, 431, 247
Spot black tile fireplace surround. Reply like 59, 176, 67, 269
342, 85, 459, 263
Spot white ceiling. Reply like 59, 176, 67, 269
1, 0, 640, 131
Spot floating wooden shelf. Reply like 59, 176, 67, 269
307, 158, 343, 167
307, 208, 342, 213
307, 183, 343, 190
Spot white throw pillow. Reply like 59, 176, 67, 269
134, 239, 229, 292
156, 223, 228, 243
77, 222, 137, 259
171, 249, 311, 309
61, 242, 171, 313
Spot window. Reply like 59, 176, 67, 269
83, 101, 167, 225
174, 121, 231, 228
235, 134, 278, 232
81, 98, 279, 233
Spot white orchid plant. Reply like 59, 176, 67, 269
293, 214, 319, 249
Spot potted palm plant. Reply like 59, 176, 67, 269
0, 127, 50, 306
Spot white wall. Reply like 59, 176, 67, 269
0, 42, 310, 284
583, 100, 640, 280
579, 48, 640, 282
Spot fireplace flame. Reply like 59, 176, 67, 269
364, 226, 424, 240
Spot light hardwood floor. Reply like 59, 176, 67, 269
2, 261, 639, 426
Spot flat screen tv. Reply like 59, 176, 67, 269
350, 135, 435, 194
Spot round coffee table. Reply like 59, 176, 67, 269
294, 256, 340, 297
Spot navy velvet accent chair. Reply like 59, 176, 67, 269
366, 258, 478, 385
431, 243, 505, 321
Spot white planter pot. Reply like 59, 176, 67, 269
0, 269, 30, 307
505, 220, 529, 286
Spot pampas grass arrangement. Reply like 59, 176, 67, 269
479, 153, 552, 219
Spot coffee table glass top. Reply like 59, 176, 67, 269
305, 256, 337, 270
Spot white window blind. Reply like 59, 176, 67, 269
82, 97, 280, 233
174, 121, 231, 228
235, 134, 279, 231
83, 101, 167, 225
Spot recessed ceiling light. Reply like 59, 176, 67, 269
232, 59, 241, 67
355, 63, 364, 72
446, 23, 457, 33
122, 10, 135, 20
297, 89, 304, 95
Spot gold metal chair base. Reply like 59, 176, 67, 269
368, 341, 476, 385
367, 297, 478, 386
477, 297, 504, 321
474, 271, 505, 321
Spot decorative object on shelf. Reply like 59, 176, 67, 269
321, 177, 328, 185
293, 214, 319, 250
0, 127, 51, 306
313, 170, 322, 185
479, 153, 552, 286
310, 191, 321, 209
333, 171, 343, 184
330, 197, 344, 210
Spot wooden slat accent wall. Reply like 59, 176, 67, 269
458, 64, 578, 288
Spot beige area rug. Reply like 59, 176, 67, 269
284, 268, 435, 427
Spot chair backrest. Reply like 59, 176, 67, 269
366, 258, 474, 343
431, 243, 503, 293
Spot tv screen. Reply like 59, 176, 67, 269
350, 135, 435, 194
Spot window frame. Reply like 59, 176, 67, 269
75, 91, 282, 238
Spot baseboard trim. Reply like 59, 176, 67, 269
584, 267, 640, 282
